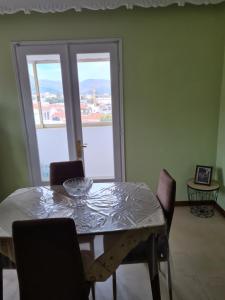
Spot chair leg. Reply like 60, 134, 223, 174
167, 259, 173, 300
148, 262, 161, 300
90, 238, 95, 255
112, 272, 117, 300
158, 261, 161, 273
91, 282, 95, 300
158, 260, 167, 279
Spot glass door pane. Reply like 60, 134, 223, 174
76, 52, 114, 179
26, 54, 69, 181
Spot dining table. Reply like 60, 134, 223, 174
0, 182, 166, 300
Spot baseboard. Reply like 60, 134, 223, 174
215, 202, 225, 217
175, 200, 214, 206
175, 200, 225, 217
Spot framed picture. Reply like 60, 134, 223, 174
194, 165, 213, 186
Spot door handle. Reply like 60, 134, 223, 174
76, 140, 87, 158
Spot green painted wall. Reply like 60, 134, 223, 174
0, 5, 224, 201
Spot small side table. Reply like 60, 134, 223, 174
187, 179, 220, 217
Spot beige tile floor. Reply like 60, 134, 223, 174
3, 207, 225, 300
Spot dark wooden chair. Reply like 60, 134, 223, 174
12, 218, 91, 300
105, 169, 176, 300
50, 160, 84, 186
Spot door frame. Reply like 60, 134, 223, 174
11, 39, 125, 185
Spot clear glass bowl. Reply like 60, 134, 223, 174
63, 177, 93, 197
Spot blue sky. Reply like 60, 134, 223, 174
77, 61, 110, 81
29, 61, 110, 82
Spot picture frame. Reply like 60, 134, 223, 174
194, 165, 213, 186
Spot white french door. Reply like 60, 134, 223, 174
13, 40, 124, 185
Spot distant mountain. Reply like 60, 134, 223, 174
30, 78, 111, 96
79, 79, 111, 95
30, 78, 63, 95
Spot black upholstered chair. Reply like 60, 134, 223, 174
49, 160, 95, 299
50, 160, 94, 248
105, 169, 176, 300
13, 218, 91, 300
155, 169, 176, 300
50, 160, 84, 186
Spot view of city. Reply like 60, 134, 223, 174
28, 58, 112, 127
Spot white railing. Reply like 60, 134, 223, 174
37, 125, 114, 181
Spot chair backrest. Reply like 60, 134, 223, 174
156, 169, 176, 234
13, 218, 89, 300
50, 160, 84, 185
